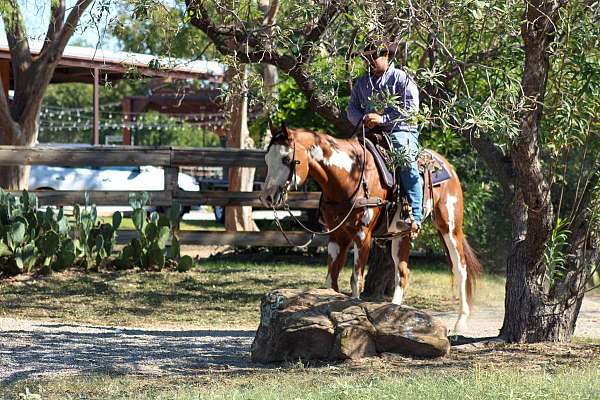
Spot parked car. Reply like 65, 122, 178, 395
28, 165, 200, 192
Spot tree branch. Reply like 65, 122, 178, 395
41, 0, 66, 55
0, 0, 33, 83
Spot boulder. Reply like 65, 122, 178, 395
251, 288, 450, 363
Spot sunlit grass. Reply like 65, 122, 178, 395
0, 254, 505, 328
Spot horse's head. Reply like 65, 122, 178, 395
259, 121, 310, 208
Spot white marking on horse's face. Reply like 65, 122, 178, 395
392, 286, 404, 305
328, 242, 340, 262
361, 208, 374, 226
260, 144, 291, 207
324, 149, 354, 172
309, 145, 324, 162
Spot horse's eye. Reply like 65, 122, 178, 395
282, 156, 290, 165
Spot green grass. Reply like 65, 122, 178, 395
0, 255, 505, 328
3, 360, 599, 399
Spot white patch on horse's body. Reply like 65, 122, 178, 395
309, 144, 324, 162
351, 243, 360, 298
391, 237, 404, 305
443, 195, 469, 333
291, 173, 302, 187
423, 197, 434, 220
357, 230, 366, 241
361, 208, 373, 226
328, 242, 340, 262
324, 149, 354, 172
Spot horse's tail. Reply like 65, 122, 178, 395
462, 236, 483, 308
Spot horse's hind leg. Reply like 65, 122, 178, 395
441, 226, 470, 333
391, 236, 411, 305
326, 238, 351, 292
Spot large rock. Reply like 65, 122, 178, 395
251, 289, 449, 363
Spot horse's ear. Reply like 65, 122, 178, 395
282, 122, 291, 139
268, 118, 277, 135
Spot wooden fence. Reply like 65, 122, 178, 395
0, 145, 326, 247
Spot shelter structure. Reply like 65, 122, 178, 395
0, 42, 226, 144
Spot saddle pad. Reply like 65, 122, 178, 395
429, 154, 451, 186
431, 165, 451, 185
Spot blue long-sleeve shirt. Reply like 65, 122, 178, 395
346, 64, 419, 132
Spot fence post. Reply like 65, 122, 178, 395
164, 165, 180, 230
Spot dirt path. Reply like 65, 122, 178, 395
1, 297, 598, 384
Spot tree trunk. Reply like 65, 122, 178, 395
363, 242, 395, 298
0, 165, 30, 190
225, 66, 259, 232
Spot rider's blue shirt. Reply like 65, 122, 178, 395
346, 64, 419, 132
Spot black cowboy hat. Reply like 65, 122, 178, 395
350, 40, 399, 59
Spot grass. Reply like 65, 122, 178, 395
1, 251, 599, 399
0, 254, 505, 328
3, 354, 600, 399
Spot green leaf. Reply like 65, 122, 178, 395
145, 222, 158, 242
9, 222, 26, 246
112, 211, 123, 230
36, 231, 60, 257
132, 208, 146, 232
157, 226, 170, 249
177, 255, 193, 272
168, 203, 182, 225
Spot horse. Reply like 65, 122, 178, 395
259, 124, 482, 333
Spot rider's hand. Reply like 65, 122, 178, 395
364, 113, 382, 129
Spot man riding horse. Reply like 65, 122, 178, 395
347, 41, 423, 239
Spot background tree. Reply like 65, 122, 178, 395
0, 0, 97, 189
184, 0, 600, 343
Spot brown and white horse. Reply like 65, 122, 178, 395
259, 125, 482, 333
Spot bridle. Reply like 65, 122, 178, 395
270, 123, 369, 248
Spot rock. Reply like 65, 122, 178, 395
251, 289, 450, 363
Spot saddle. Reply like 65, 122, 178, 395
359, 131, 452, 239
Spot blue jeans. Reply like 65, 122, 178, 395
389, 130, 423, 225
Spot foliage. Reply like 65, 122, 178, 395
0, 190, 194, 277
117, 193, 194, 271
0, 189, 73, 276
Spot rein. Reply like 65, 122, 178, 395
272, 123, 370, 248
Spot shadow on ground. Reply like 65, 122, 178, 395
0, 319, 258, 384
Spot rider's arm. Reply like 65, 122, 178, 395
380, 71, 420, 125
346, 82, 365, 127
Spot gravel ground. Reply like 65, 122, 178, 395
1, 296, 598, 384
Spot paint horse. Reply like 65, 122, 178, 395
259, 125, 482, 333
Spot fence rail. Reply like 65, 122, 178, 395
0, 145, 324, 247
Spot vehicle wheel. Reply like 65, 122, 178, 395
214, 206, 225, 223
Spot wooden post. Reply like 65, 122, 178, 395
164, 165, 180, 230
0, 60, 9, 99
122, 98, 132, 145
93, 68, 100, 145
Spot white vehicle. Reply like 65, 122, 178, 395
28, 165, 200, 192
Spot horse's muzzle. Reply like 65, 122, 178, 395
259, 188, 283, 208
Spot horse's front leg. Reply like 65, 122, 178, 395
326, 238, 351, 292
351, 228, 373, 299
391, 236, 411, 305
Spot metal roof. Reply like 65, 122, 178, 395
0, 41, 224, 84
